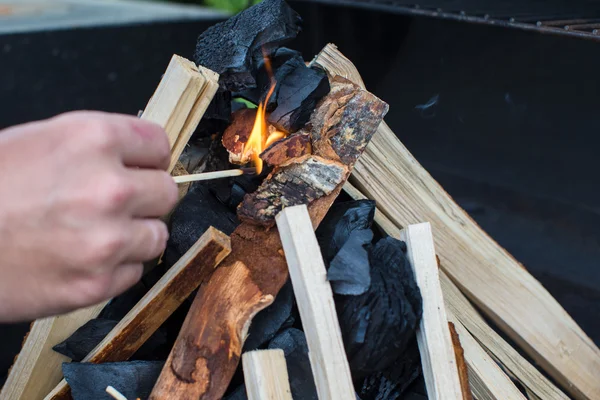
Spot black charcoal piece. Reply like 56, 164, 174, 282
317, 200, 376, 264
164, 184, 239, 267
194, 0, 301, 92
52, 318, 167, 362
336, 237, 423, 378
268, 328, 318, 400
63, 361, 163, 400
267, 61, 330, 133
328, 229, 373, 295
224, 385, 248, 400
243, 279, 295, 351
359, 339, 422, 400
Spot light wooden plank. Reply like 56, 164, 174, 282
0, 303, 106, 400
242, 349, 293, 400
275, 205, 355, 400
44, 227, 231, 400
315, 44, 600, 400
400, 223, 463, 400
140, 55, 219, 173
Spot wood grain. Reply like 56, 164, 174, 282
400, 223, 463, 400
314, 43, 600, 400
242, 349, 293, 400
276, 205, 355, 400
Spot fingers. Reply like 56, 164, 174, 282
126, 169, 178, 218
104, 263, 145, 300
122, 219, 169, 263
59, 111, 171, 170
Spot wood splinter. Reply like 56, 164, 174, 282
242, 349, 293, 400
276, 205, 355, 400
45, 227, 231, 400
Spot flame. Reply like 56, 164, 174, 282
241, 53, 286, 174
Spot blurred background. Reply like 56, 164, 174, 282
1, 0, 600, 387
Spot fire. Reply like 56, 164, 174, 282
241, 55, 286, 174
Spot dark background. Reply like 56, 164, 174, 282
1, 1, 599, 384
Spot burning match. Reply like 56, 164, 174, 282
172, 167, 256, 184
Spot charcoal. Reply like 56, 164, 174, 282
52, 318, 167, 362
317, 200, 376, 264
224, 385, 248, 400
194, 0, 301, 92
359, 339, 422, 400
238, 47, 305, 105
327, 229, 373, 295
164, 184, 239, 267
268, 328, 318, 400
402, 375, 428, 400
243, 279, 295, 351
267, 60, 330, 133
192, 90, 232, 139
336, 237, 422, 378
99, 281, 147, 321
63, 361, 163, 400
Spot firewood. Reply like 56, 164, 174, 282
276, 205, 355, 399
344, 182, 569, 400
260, 132, 312, 167
315, 44, 600, 400
440, 271, 570, 400
242, 349, 293, 400
44, 227, 231, 400
0, 304, 107, 400
399, 223, 463, 400
149, 63, 387, 400
448, 313, 526, 400
141, 54, 219, 173
448, 323, 473, 400
221, 108, 257, 164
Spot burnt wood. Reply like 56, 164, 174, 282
260, 132, 312, 166
149, 72, 387, 400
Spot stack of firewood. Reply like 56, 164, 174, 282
2, 1, 599, 400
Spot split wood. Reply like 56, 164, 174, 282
149, 54, 387, 400
242, 349, 293, 400
44, 227, 231, 400
400, 223, 463, 400
276, 205, 355, 400
315, 43, 600, 400
141, 54, 219, 173
344, 181, 569, 400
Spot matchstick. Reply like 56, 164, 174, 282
106, 386, 128, 400
173, 168, 254, 184
242, 349, 293, 400
276, 205, 355, 400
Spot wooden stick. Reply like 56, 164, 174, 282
399, 223, 463, 400
448, 323, 473, 400
173, 168, 252, 184
140, 54, 219, 173
315, 44, 600, 400
344, 182, 569, 400
275, 205, 355, 400
242, 349, 293, 400
0, 304, 107, 400
449, 313, 526, 400
105, 386, 128, 400
440, 271, 570, 400
44, 227, 231, 400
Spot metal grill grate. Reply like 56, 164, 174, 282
297, 0, 600, 41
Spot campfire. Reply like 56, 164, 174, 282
4, 0, 599, 400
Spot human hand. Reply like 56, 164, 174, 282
0, 111, 178, 322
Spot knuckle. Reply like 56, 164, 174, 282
98, 175, 136, 212
84, 120, 118, 151
83, 230, 126, 266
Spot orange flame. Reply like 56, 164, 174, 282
241, 54, 286, 174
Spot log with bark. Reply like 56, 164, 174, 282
149, 68, 388, 399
